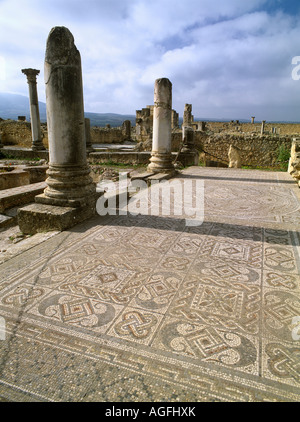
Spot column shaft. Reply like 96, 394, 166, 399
21, 68, 45, 150
147, 78, 175, 174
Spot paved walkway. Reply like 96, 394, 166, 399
0, 167, 299, 402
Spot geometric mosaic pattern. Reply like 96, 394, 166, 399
0, 167, 299, 401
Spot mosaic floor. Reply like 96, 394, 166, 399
0, 167, 299, 402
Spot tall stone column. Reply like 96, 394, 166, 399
147, 78, 175, 174
251, 116, 255, 124
183, 104, 193, 128
36, 26, 96, 208
21, 68, 45, 150
171, 110, 179, 129
18, 26, 98, 234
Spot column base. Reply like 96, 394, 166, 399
147, 152, 175, 175
35, 192, 98, 208
38, 163, 97, 207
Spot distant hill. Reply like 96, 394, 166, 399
0, 93, 136, 127
85, 112, 136, 127
1, 92, 299, 126
0, 92, 47, 122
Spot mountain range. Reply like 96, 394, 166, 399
0, 93, 136, 127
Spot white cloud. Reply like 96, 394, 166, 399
0, 0, 300, 120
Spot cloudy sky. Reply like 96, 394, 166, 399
1, 0, 300, 121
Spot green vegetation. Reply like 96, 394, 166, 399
276, 143, 290, 171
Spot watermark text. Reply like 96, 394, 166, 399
96, 173, 204, 227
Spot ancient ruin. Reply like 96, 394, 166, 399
0, 21, 299, 405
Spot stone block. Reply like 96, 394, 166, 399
18, 202, 97, 234
288, 138, 300, 187
228, 145, 242, 168
0, 170, 30, 190
0, 182, 46, 212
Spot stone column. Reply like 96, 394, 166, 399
200, 121, 206, 131
261, 120, 266, 135
36, 26, 96, 208
122, 120, 131, 141
147, 78, 175, 174
251, 116, 255, 124
182, 126, 195, 153
171, 110, 179, 129
21, 68, 45, 150
183, 104, 192, 128
85, 118, 94, 153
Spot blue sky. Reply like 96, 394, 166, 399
0, 0, 300, 121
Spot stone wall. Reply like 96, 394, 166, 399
202, 121, 300, 136
198, 133, 292, 167
90, 127, 131, 144
0, 120, 49, 148
0, 118, 296, 168
0, 119, 134, 148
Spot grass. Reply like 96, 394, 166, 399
241, 165, 287, 172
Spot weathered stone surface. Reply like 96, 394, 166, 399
182, 103, 193, 127
17, 27, 98, 234
181, 126, 196, 153
0, 169, 30, 190
38, 26, 96, 208
0, 182, 46, 212
85, 118, 94, 152
288, 138, 300, 187
228, 144, 242, 168
18, 202, 97, 234
147, 78, 175, 175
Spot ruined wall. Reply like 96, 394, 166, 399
200, 133, 292, 167
0, 120, 48, 148
0, 119, 133, 148
203, 121, 300, 136
0, 118, 295, 168
90, 127, 129, 144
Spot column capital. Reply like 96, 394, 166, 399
21, 68, 40, 83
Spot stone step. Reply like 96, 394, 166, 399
130, 171, 155, 181
0, 182, 47, 213
0, 214, 15, 229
